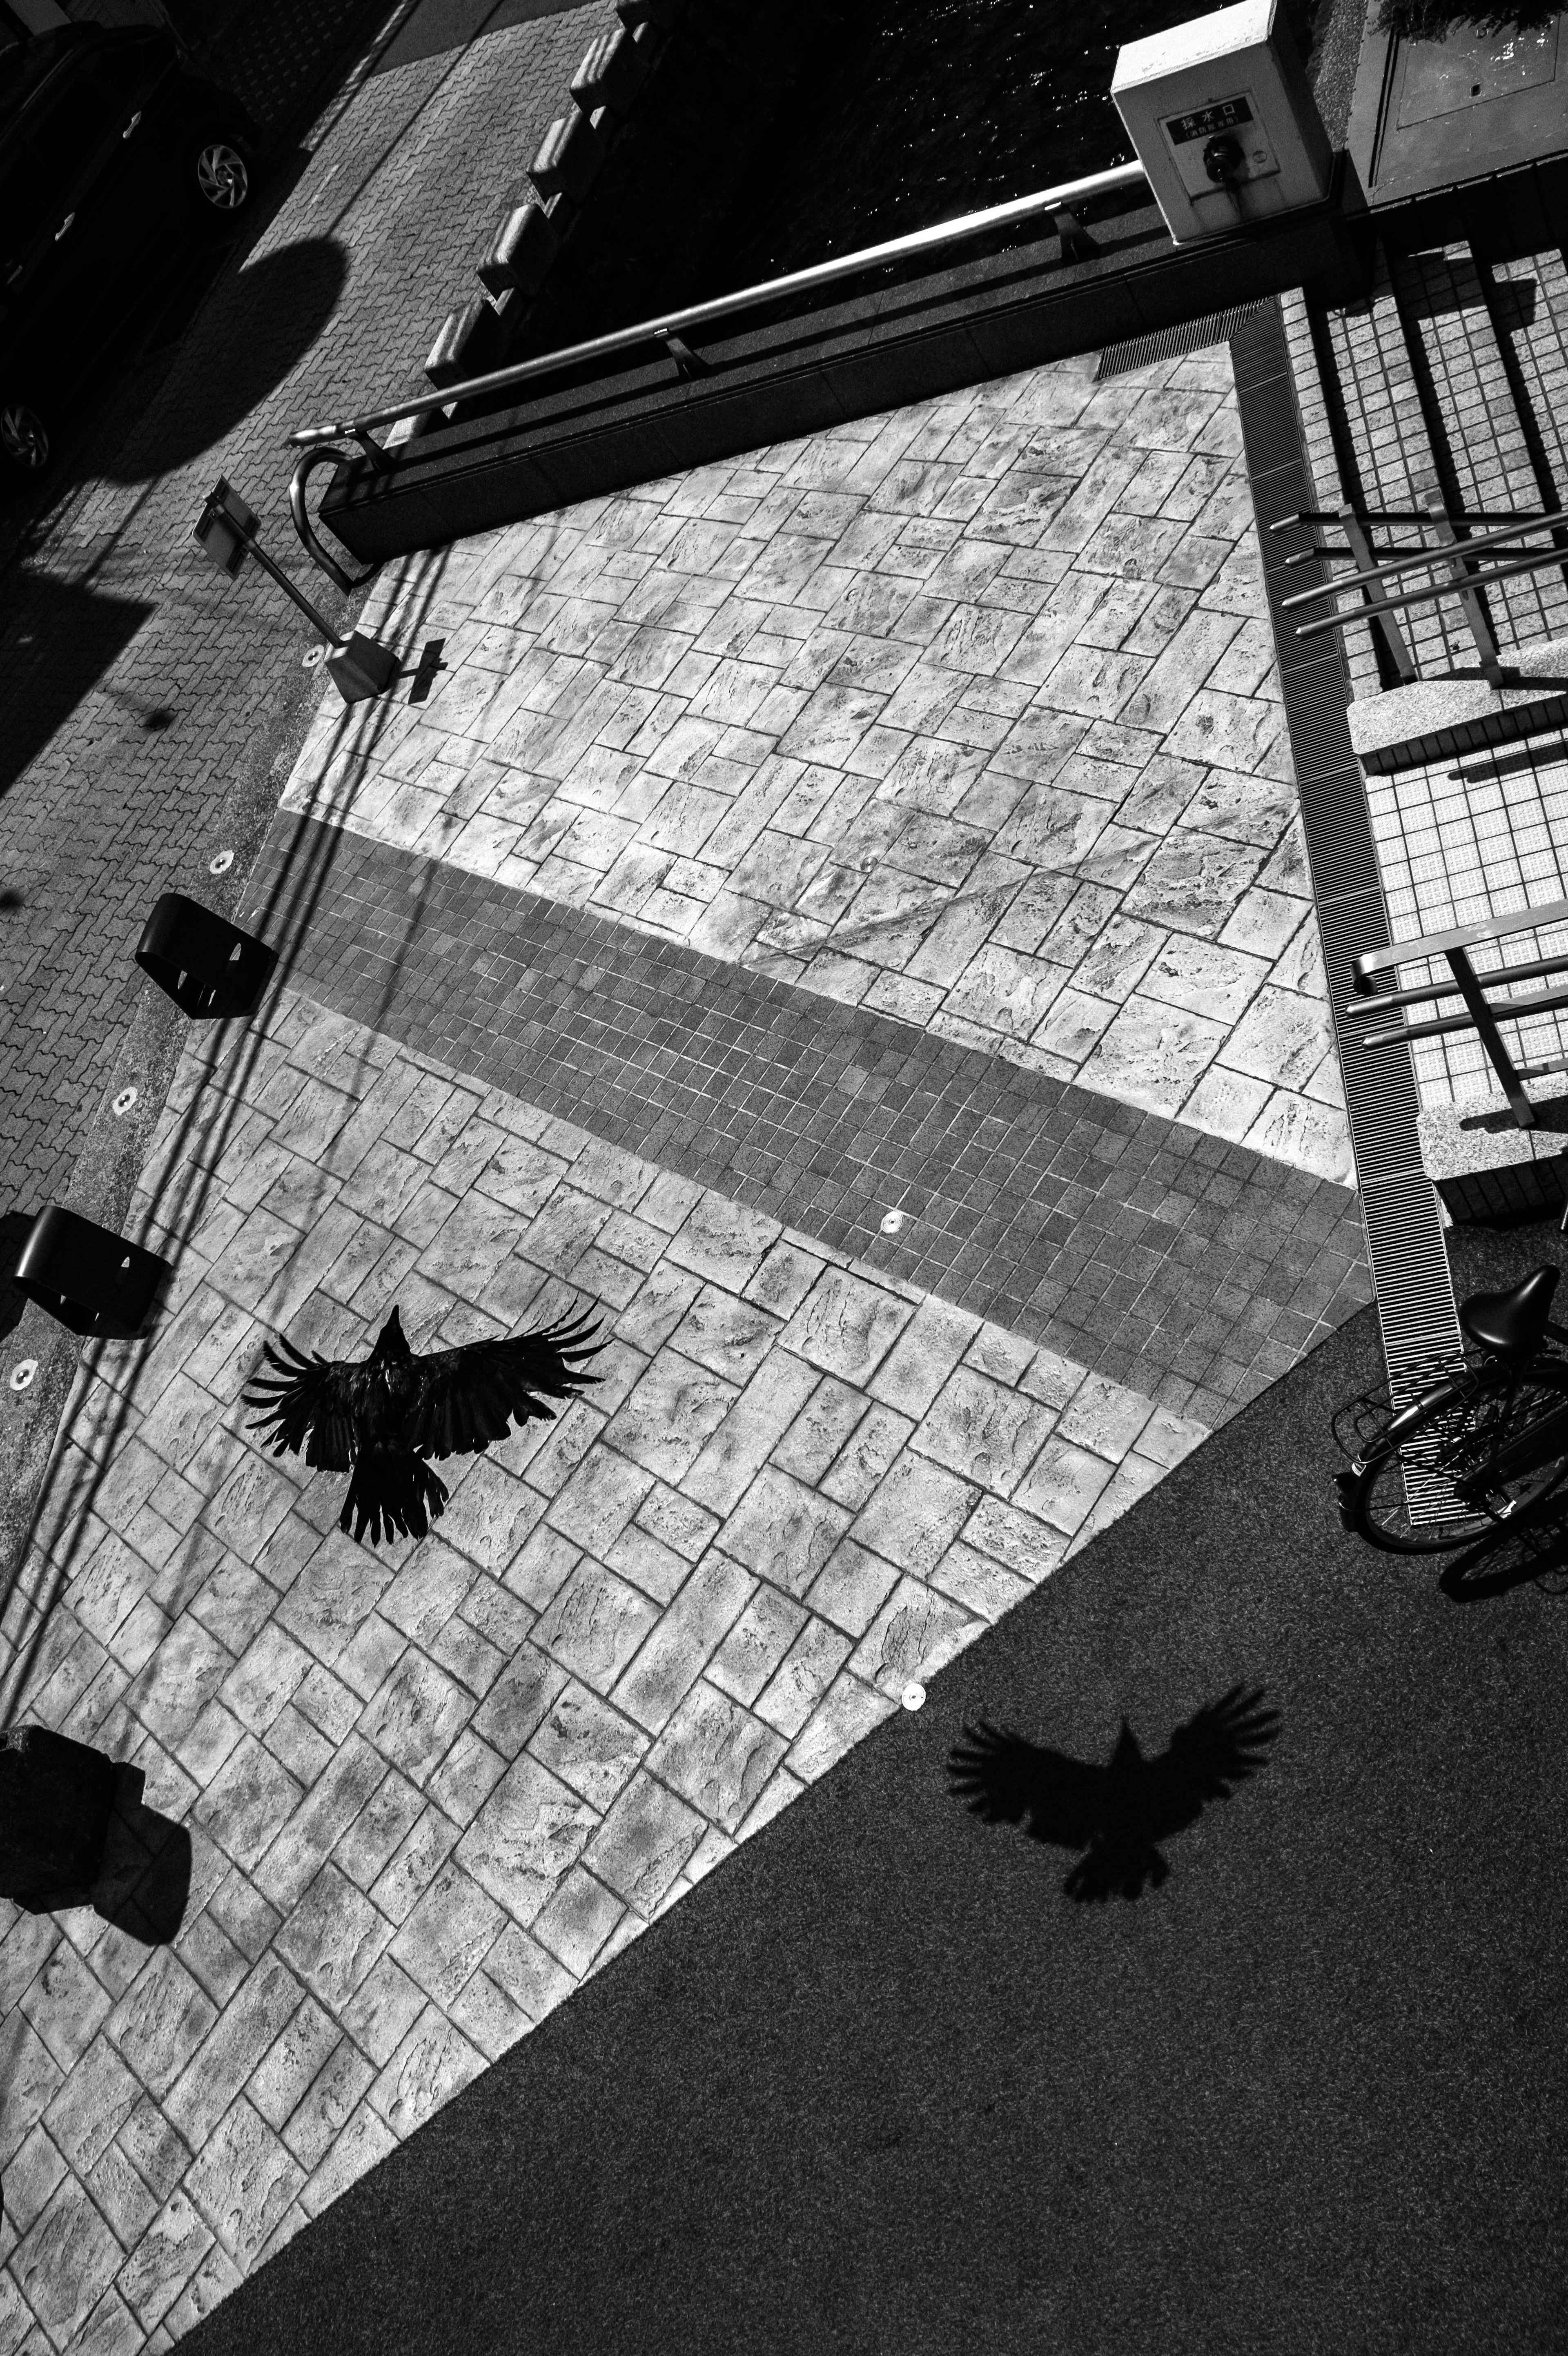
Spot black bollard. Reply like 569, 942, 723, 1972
134, 891, 276, 1020
0, 1726, 118, 1909
14, 1205, 169, 1337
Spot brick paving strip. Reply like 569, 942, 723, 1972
281, 343, 1354, 1187
251, 811, 1372, 1428
1, 986, 1214, 2352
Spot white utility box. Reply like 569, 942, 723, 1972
1111, 0, 1332, 245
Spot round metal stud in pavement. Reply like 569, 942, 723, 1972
112, 1087, 138, 1118
880, 1209, 906, 1235
902, 1682, 926, 1711
9, 1360, 37, 1393
209, 849, 234, 875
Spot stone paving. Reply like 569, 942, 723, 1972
0, 0, 605, 1318
281, 343, 1352, 1187
0, 0, 610, 1582
0, 986, 1205, 2353
247, 813, 1370, 1427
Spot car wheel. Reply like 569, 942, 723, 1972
0, 397, 51, 476
192, 136, 252, 217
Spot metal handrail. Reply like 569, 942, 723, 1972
1282, 505, 1568, 609
285, 160, 1149, 458
1344, 895, 1568, 1130
1293, 540, 1568, 642
1352, 947, 1568, 1020
1352, 894, 1568, 982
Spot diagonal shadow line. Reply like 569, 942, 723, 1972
313, 0, 520, 252
0, 543, 454, 1725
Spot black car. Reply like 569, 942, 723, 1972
0, 23, 258, 477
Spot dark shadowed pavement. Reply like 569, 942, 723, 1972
183, 1216, 1568, 2356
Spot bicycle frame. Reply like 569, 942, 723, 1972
1364, 1358, 1568, 1528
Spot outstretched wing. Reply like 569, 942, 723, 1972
402, 1309, 604, 1461
244, 1338, 360, 1470
1158, 1683, 1278, 1808
947, 1719, 1105, 1849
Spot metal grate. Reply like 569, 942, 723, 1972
1095, 301, 1269, 379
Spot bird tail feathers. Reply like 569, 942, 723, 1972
341, 1450, 450, 1547
1065, 1835, 1169, 1904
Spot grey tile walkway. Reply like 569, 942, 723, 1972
281, 343, 1351, 1185
0, 990, 1205, 2353
247, 813, 1372, 1430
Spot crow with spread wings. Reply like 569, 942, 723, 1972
947, 1684, 1277, 1902
244, 1304, 604, 1546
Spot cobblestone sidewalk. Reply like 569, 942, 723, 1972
282, 344, 1350, 1184
0, 987, 1201, 2352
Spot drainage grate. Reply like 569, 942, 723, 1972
1095, 301, 1270, 379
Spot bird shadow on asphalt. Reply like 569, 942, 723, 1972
947, 1683, 1280, 1901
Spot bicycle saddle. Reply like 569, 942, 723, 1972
1459, 1264, 1560, 1358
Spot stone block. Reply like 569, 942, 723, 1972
1418, 1081, 1568, 1225
1347, 639, 1568, 775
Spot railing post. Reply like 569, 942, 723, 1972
1446, 946, 1535, 1127
1338, 508, 1417, 684
662, 333, 704, 379
1051, 206, 1094, 260
1413, 469, 1505, 686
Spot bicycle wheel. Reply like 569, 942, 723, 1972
1346, 1361, 1568, 1554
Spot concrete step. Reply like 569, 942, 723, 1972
1345, 632, 1568, 773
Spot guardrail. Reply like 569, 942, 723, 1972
1272, 493, 1568, 686
284, 160, 1149, 583
1344, 894, 1568, 1130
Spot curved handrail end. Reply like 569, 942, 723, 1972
289, 447, 380, 594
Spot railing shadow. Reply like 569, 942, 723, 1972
0, 539, 457, 1725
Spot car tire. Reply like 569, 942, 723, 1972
0, 395, 53, 479
189, 133, 253, 225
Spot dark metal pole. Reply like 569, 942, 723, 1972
1446, 946, 1535, 1129
244, 539, 340, 644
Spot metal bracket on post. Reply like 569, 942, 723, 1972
663, 332, 705, 379
1446, 945, 1535, 1128
1051, 205, 1095, 261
